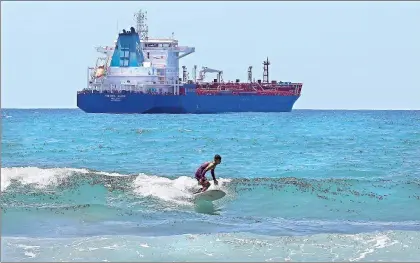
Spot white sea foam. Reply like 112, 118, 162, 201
132, 173, 231, 205
1, 167, 89, 191
2, 230, 417, 262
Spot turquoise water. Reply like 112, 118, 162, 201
1, 109, 419, 261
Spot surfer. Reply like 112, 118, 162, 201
194, 154, 221, 193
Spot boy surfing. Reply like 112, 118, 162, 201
194, 154, 221, 193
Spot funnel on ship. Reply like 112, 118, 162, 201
110, 27, 145, 67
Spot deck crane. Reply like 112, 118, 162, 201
196, 67, 223, 83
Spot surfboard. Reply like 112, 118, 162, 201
193, 189, 226, 202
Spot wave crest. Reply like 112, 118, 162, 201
1, 167, 231, 206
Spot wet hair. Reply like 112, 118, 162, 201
214, 154, 221, 160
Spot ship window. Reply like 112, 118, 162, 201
120, 48, 129, 56
120, 59, 129, 67
118, 48, 130, 67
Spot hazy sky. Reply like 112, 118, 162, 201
2, 1, 419, 109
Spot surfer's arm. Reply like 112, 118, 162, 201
211, 168, 218, 185
211, 168, 216, 181
201, 163, 216, 178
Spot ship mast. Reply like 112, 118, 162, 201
182, 66, 188, 83
248, 66, 253, 83
263, 57, 270, 83
134, 10, 149, 40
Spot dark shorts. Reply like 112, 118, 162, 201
195, 170, 206, 181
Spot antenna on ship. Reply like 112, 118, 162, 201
134, 9, 149, 40
193, 65, 197, 82
248, 66, 253, 83
263, 57, 270, 83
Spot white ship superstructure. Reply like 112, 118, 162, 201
87, 10, 195, 95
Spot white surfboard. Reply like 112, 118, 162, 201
194, 189, 226, 202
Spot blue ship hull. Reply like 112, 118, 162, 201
77, 92, 300, 114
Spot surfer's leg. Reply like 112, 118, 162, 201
193, 175, 204, 193
200, 178, 211, 192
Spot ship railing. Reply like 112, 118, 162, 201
80, 88, 291, 96
78, 89, 179, 96
194, 89, 297, 96
80, 85, 187, 96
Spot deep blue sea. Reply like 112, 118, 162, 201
1, 109, 419, 262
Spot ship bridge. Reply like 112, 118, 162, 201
95, 40, 195, 59
141, 38, 195, 59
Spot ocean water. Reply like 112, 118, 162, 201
1, 109, 419, 262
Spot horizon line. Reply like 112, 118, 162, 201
1, 108, 419, 111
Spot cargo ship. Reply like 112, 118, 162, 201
77, 10, 303, 114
